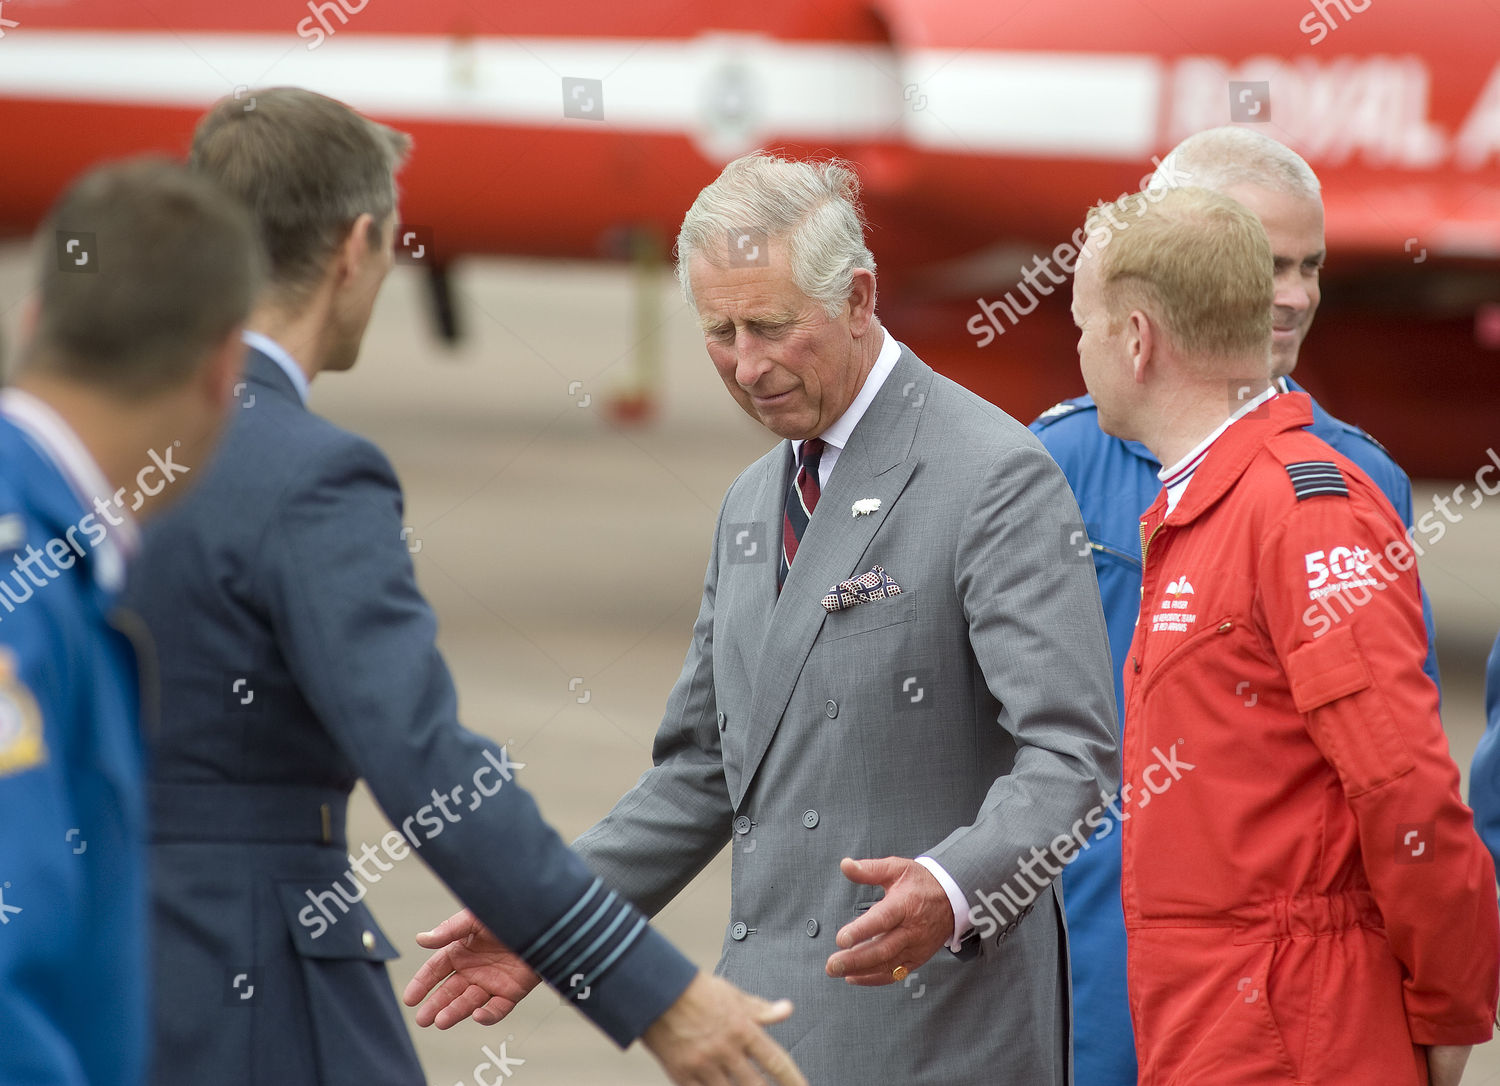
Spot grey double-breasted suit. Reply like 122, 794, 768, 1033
575, 343, 1119, 1084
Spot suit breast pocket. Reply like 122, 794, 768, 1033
819, 591, 917, 642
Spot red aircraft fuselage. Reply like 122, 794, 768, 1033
2, 0, 1496, 474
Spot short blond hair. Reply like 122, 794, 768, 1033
1084, 187, 1272, 364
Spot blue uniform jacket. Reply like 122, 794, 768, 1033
0, 417, 147, 1086
1470, 633, 1500, 870
1030, 379, 1439, 1086
124, 351, 696, 1085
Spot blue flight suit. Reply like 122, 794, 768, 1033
1030, 378, 1440, 1086
1470, 633, 1500, 870
0, 414, 148, 1086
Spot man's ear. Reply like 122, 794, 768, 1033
1127, 309, 1154, 385
335, 212, 378, 287
846, 268, 877, 336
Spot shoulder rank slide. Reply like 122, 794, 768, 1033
1285, 460, 1348, 500
1030, 398, 1089, 429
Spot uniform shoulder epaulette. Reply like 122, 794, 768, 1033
1029, 397, 1093, 430
1284, 460, 1349, 501
1337, 419, 1396, 461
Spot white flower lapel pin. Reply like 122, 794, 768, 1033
851, 498, 882, 518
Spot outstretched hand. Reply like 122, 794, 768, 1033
402, 908, 540, 1029
402, 908, 810, 1084
642, 972, 807, 1086
824, 856, 954, 985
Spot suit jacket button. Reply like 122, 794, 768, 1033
806, 919, 819, 938
731, 922, 748, 941
717, 711, 727, 731
825, 700, 838, 719
734, 815, 752, 835
802, 810, 819, 829
361, 930, 376, 953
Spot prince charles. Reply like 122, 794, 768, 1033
407, 153, 1119, 1085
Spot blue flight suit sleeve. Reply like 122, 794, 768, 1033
260, 435, 695, 1046
1471, 632, 1500, 873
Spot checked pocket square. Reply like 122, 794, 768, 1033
821, 565, 903, 613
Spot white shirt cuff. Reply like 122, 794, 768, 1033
914, 856, 973, 952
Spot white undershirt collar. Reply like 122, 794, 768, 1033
1158, 384, 1279, 514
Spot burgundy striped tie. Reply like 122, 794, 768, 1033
779, 438, 826, 591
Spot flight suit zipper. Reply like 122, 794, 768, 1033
1133, 518, 1165, 675
1139, 519, 1163, 569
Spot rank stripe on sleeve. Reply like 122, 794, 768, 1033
1285, 460, 1349, 501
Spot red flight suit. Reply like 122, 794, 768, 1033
1121, 393, 1497, 1085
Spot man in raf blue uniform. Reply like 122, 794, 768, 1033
1030, 126, 1442, 1086
0, 159, 260, 1086
125, 88, 804, 1086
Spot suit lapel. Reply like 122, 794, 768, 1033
733, 349, 930, 807
734, 444, 790, 683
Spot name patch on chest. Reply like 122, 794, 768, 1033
1150, 576, 1198, 634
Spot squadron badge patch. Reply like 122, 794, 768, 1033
0, 649, 46, 776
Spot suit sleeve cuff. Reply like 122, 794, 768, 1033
915, 855, 973, 951
519, 878, 697, 1047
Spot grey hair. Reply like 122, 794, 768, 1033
675, 152, 876, 317
1150, 126, 1321, 200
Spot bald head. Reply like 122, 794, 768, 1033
1149, 127, 1326, 377
1149, 126, 1321, 200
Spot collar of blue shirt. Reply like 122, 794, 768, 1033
242, 330, 311, 405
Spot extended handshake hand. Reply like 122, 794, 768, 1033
404, 910, 808, 1086
404, 910, 541, 1029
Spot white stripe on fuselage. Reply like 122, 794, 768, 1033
0, 31, 1162, 161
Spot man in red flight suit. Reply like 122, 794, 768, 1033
1072, 184, 1498, 1086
